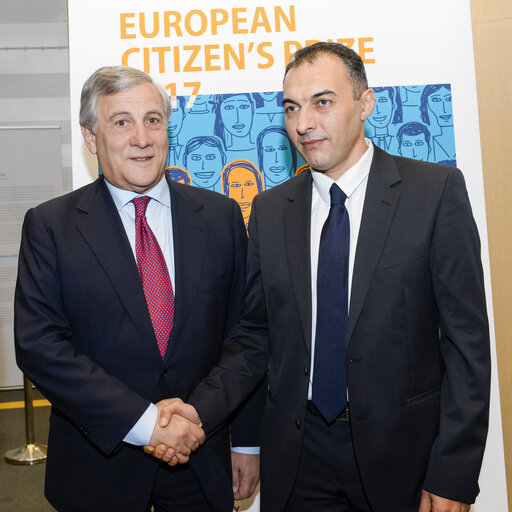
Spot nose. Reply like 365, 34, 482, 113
130, 122, 150, 148
442, 100, 447, 113
240, 185, 245, 199
235, 107, 240, 123
296, 105, 316, 135
201, 158, 205, 170
274, 150, 279, 163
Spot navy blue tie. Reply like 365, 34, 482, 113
312, 183, 350, 423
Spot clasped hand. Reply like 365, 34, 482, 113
144, 398, 205, 466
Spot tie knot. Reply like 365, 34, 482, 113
330, 184, 347, 206
131, 195, 151, 219
130, 196, 151, 219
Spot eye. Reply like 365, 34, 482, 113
264, 147, 276, 153
231, 183, 241, 188
223, 104, 234, 110
115, 119, 127, 127
191, 155, 201, 161
318, 99, 330, 107
239, 104, 250, 109
284, 105, 298, 114
278, 145, 288, 151
147, 116, 161, 125
205, 153, 217, 160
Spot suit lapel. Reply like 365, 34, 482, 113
165, 180, 208, 361
74, 178, 160, 357
283, 173, 313, 354
348, 147, 402, 342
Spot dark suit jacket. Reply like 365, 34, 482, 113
15, 176, 259, 512
190, 147, 490, 512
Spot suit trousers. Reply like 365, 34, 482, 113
147, 463, 214, 512
284, 408, 372, 512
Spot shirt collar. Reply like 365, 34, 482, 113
104, 174, 171, 211
311, 139, 374, 204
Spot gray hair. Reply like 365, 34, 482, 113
79, 66, 172, 133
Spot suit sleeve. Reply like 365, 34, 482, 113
14, 207, 150, 456
190, 195, 270, 437
225, 198, 266, 448
422, 168, 491, 503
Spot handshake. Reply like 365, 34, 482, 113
143, 398, 260, 500
144, 398, 204, 466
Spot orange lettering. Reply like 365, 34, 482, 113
185, 10, 208, 36
257, 42, 274, 69
232, 8, 248, 34
224, 43, 245, 70
251, 7, 272, 33
163, 11, 182, 37
358, 37, 375, 64
211, 8, 228, 35
283, 40, 302, 65
183, 45, 202, 72
120, 13, 136, 39
121, 47, 139, 66
275, 6, 295, 32
139, 12, 159, 38
152, 47, 170, 73
204, 44, 221, 71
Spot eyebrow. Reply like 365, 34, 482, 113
282, 89, 337, 106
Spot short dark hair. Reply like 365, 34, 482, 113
284, 42, 368, 100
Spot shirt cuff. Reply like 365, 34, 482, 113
231, 446, 260, 455
123, 403, 158, 446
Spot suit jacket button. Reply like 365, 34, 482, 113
303, 367, 309, 376
295, 419, 301, 429
161, 369, 168, 376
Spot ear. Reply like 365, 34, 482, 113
81, 125, 97, 155
360, 89, 375, 122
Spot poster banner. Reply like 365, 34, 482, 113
68, 1, 507, 510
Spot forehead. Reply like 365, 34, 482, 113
97, 82, 164, 116
283, 53, 352, 95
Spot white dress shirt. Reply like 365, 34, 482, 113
105, 177, 173, 445
105, 177, 257, 452
308, 140, 374, 398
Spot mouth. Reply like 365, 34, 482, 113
372, 116, 387, 123
238, 201, 251, 210
269, 166, 285, 172
232, 124, 246, 131
129, 156, 153, 162
194, 172, 215, 179
439, 115, 452, 121
301, 138, 324, 150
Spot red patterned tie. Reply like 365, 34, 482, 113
131, 196, 174, 358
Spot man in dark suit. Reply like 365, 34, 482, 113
14, 66, 261, 512
152, 43, 491, 511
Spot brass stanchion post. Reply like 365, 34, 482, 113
5, 375, 47, 465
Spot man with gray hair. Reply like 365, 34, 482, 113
14, 65, 262, 511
